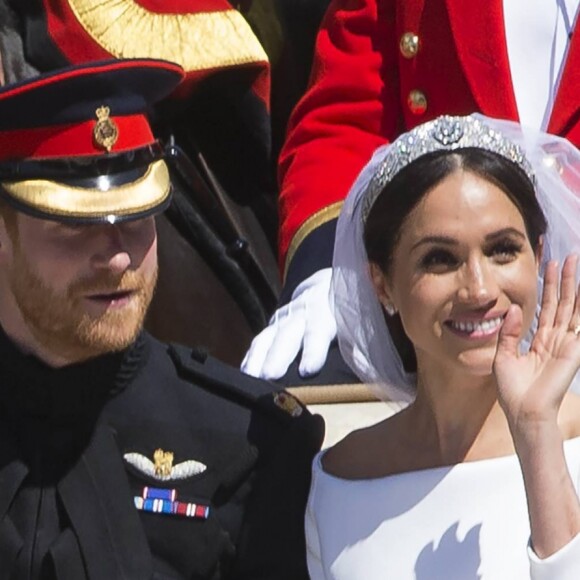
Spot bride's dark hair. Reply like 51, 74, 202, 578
364, 148, 547, 276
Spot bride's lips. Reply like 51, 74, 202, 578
444, 313, 506, 339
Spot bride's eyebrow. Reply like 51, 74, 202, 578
411, 235, 457, 251
411, 227, 527, 252
484, 227, 526, 241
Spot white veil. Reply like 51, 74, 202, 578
331, 114, 580, 403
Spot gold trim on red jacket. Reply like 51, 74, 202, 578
67, 0, 268, 72
284, 201, 343, 280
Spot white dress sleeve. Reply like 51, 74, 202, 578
305, 454, 326, 579
528, 533, 580, 579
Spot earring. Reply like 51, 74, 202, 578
385, 304, 396, 316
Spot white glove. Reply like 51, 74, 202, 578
241, 268, 337, 379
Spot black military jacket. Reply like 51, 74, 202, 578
0, 329, 324, 579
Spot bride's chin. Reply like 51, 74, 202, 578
455, 350, 496, 377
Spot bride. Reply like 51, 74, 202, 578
306, 115, 580, 578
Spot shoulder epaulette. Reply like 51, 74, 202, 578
168, 344, 307, 421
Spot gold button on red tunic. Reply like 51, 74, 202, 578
400, 32, 420, 58
407, 89, 427, 115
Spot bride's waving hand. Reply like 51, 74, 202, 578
495, 255, 580, 426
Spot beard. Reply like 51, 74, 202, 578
8, 248, 157, 362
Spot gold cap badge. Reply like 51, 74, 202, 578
153, 448, 174, 477
273, 392, 303, 418
93, 106, 119, 152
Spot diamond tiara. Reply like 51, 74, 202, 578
362, 115, 536, 222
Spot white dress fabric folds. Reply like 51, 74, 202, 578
306, 437, 580, 579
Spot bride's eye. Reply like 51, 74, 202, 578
420, 248, 458, 271
489, 240, 522, 263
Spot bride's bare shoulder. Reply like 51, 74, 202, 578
321, 412, 404, 480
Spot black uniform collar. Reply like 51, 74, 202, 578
0, 325, 147, 419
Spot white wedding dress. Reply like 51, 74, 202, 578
306, 437, 580, 579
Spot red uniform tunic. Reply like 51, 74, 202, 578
279, 0, 580, 281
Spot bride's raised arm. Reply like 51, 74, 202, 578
495, 255, 580, 560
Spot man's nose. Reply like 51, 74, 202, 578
456, 257, 499, 304
92, 226, 132, 273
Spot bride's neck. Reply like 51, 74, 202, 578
403, 368, 514, 465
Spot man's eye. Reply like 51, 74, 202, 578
57, 223, 88, 234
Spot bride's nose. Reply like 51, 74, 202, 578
456, 257, 499, 305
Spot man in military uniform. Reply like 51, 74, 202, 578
0, 58, 323, 579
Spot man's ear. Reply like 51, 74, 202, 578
369, 262, 397, 315
0, 214, 15, 262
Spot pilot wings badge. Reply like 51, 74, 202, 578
124, 448, 207, 481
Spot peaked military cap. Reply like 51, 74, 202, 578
0, 58, 184, 223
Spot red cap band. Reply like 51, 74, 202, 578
0, 114, 154, 160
